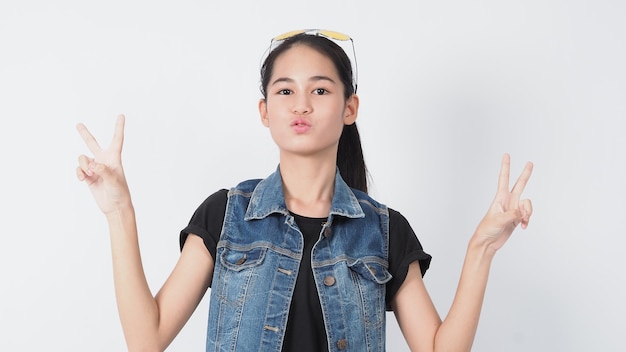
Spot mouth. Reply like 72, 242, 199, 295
291, 118, 311, 133
291, 119, 311, 127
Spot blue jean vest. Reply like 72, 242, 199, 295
206, 168, 391, 351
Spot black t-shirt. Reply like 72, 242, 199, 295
180, 189, 432, 352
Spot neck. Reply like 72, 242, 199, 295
279, 153, 336, 218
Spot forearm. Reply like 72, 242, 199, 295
434, 238, 495, 352
106, 203, 162, 350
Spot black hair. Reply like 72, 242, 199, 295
260, 33, 368, 193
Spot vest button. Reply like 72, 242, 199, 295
323, 226, 332, 238
323, 276, 336, 286
337, 339, 348, 350
235, 254, 247, 265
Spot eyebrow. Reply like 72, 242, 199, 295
270, 75, 337, 86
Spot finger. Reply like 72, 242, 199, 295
520, 198, 533, 229
500, 208, 523, 228
89, 161, 113, 181
77, 154, 94, 177
76, 166, 87, 181
76, 123, 102, 154
76, 163, 98, 184
75, 160, 98, 182
511, 161, 534, 196
497, 153, 511, 193
110, 114, 125, 152
520, 198, 533, 217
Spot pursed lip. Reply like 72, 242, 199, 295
290, 118, 312, 133
290, 118, 311, 127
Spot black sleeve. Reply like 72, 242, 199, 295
179, 189, 229, 265
386, 208, 432, 310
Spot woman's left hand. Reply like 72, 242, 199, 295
473, 153, 534, 253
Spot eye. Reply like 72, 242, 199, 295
277, 88, 292, 95
313, 88, 328, 95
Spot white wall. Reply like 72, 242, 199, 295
1, 1, 624, 351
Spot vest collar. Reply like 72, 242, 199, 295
244, 166, 365, 220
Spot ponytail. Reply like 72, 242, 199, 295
337, 123, 368, 193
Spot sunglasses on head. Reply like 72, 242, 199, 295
267, 29, 358, 93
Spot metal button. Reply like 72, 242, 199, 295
337, 339, 348, 350
323, 276, 336, 286
235, 254, 247, 265
323, 226, 332, 238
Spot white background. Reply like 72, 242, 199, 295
1, 1, 625, 351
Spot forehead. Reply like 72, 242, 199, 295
272, 44, 338, 77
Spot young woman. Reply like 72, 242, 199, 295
76, 30, 533, 352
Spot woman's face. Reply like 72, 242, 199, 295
259, 44, 358, 159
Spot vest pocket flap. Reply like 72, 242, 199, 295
348, 259, 392, 284
220, 247, 266, 271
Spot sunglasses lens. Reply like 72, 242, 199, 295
273, 30, 306, 41
318, 30, 350, 41
273, 29, 351, 42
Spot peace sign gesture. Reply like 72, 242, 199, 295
76, 115, 132, 215
474, 154, 534, 253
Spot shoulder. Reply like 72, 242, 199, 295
387, 207, 421, 243
194, 176, 265, 212
185, 189, 229, 230
231, 178, 263, 194
388, 208, 410, 228
194, 188, 229, 213
351, 188, 389, 215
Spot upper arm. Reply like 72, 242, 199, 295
391, 261, 441, 352
154, 233, 214, 349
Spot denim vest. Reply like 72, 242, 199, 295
206, 168, 391, 351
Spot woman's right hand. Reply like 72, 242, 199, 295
76, 114, 132, 215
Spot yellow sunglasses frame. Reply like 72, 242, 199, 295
267, 29, 358, 93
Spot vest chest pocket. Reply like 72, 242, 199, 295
212, 246, 269, 309
209, 245, 271, 347
219, 246, 267, 272
348, 259, 392, 284
346, 259, 392, 328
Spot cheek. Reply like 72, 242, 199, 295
264, 99, 287, 116
261, 104, 279, 125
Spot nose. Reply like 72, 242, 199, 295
292, 94, 312, 115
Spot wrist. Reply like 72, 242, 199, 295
467, 235, 498, 262
104, 201, 135, 221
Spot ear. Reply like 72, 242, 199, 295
258, 98, 270, 127
343, 94, 359, 125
